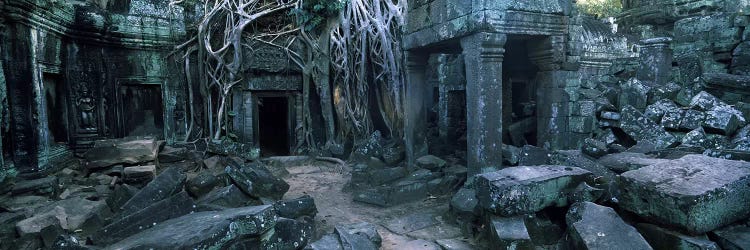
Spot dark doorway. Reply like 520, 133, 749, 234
120, 85, 164, 137
503, 37, 540, 146
258, 96, 290, 156
43, 74, 69, 143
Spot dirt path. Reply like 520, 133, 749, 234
277, 159, 477, 249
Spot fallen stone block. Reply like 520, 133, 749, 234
704, 148, 750, 161
106, 205, 277, 249
524, 213, 564, 246
225, 162, 290, 200
690, 91, 726, 111
106, 184, 138, 213
620, 105, 678, 149
518, 145, 551, 166
157, 146, 188, 163
487, 216, 533, 250
502, 144, 522, 165
636, 223, 719, 250
709, 223, 750, 250
335, 222, 382, 250
661, 109, 685, 130
703, 105, 746, 135
618, 78, 653, 110
15, 206, 67, 238
198, 184, 257, 209
416, 155, 447, 171
597, 152, 669, 173
119, 167, 186, 216
380, 141, 406, 165
0, 168, 17, 195
0, 212, 25, 244
644, 99, 680, 123
680, 109, 706, 131
476, 165, 593, 216
647, 82, 682, 104
450, 187, 480, 219
368, 167, 407, 186
353, 188, 389, 207
272, 217, 314, 250
52, 235, 91, 250
582, 138, 609, 159
207, 139, 260, 161
306, 234, 343, 250
566, 202, 652, 250
569, 182, 605, 204
274, 195, 317, 219
93, 191, 196, 245
122, 165, 156, 184
186, 171, 220, 198
619, 154, 750, 234
11, 176, 57, 196
83, 138, 159, 170
682, 127, 730, 149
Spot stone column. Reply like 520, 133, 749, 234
461, 32, 506, 176
404, 52, 429, 168
637, 37, 673, 85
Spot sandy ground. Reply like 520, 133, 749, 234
275, 158, 477, 250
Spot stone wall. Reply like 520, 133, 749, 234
0, 0, 188, 173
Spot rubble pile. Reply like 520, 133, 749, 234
0, 137, 316, 249
347, 133, 468, 207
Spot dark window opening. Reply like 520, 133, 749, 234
258, 96, 290, 156
43, 74, 68, 143
121, 85, 164, 137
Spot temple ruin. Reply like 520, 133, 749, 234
0, 0, 749, 249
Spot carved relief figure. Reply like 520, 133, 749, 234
76, 85, 96, 130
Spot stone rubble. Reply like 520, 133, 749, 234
0, 138, 316, 249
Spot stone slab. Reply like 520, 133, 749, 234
476, 165, 593, 216
619, 155, 750, 234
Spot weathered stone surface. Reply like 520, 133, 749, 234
619, 155, 750, 234
476, 165, 593, 216
11, 176, 57, 196
416, 155, 447, 171
368, 167, 407, 186
524, 213, 564, 246
157, 146, 188, 163
709, 223, 750, 250
582, 138, 609, 159
682, 127, 730, 149
306, 234, 343, 250
93, 191, 196, 245
207, 139, 260, 161
186, 171, 220, 198
334, 222, 382, 250
502, 144, 522, 165
566, 202, 652, 250
487, 216, 533, 250
106, 184, 138, 213
597, 152, 669, 173
122, 165, 156, 184
388, 180, 429, 205
83, 138, 159, 169
636, 223, 720, 250
450, 187, 480, 218
119, 167, 186, 216
619, 78, 653, 110
273, 217, 314, 250
703, 105, 746, 135
225, 162, 289, 200
15, 206, 67, 238
690, 91, 726, 111
381, 141, 406, 165
680, 109, 707, 131
662, 109, 685, 130
518, 145, 551, 166
274, 195, 317, 219
106, 205, 277, 249
644, 99, 680, 123
198, 184, 257, 209
620, 105, 679, 149
353, 188, 389, 207
52, 235, 91, 250
0, 212, 25, 243
385, 213, 439, 235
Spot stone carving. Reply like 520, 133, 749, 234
76, 84, 97, 131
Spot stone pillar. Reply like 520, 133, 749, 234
404, 52, 429, 168
461, 32, 506, 176
637, 37, 673, 85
